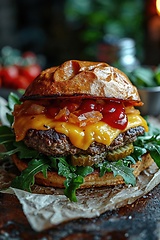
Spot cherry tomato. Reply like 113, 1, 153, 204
0, 66, 2, 87
13, 75, 30, 89
22, 51, 36, 59
20, 64, 41, 82
1, 65, 19, 88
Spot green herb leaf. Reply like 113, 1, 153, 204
154, 66, 160, 85
109, 160, 136, 185
0, 125, 39, 160
132, 146, 147, 161
97, 161, 111, 177
58, 158, 76, 176
50, 156, 59, 169
64, 175, 84, 202
8, 92, 21, 112
123, 155, 136, 165
76, 165, 93, 177
57, 157, 93, 201
13, 141, 39, 159
97, 160, 136, 186
0, 126, 17, 159
144, 141, 160, 168
0, 126, 15, 145
133, 130, 160, 168
6, 92, 21, 125
11, 158, 50, 191
130, 67, 156, 87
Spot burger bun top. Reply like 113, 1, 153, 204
21, 60, 142, 106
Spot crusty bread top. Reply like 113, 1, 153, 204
21, 60, 142, 105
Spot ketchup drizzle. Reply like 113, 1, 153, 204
46, 99, 128, 130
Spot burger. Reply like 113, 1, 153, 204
9, 60, 155, 201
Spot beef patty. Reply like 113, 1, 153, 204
23, 126, 145, 159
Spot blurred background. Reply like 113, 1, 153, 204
0, 0, 160, 92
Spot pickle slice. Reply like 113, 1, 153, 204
71, 143, 134, 166
106, 143, 134, 161
71, 152, 107, 167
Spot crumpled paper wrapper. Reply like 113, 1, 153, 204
2, 163, 159, 232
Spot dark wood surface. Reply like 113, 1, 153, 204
0, 183, 160, 240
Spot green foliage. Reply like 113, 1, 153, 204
128, 66, 160, 88
11, 158, 50, 191
97, 159, 136, 186
133, 134, 160, 168
65, 0, 144, 59
8, 92, 21, 112
58, 158, 94, 201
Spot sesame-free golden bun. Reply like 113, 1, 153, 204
21, 60, 143, 106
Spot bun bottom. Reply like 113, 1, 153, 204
12, 153, 153, 189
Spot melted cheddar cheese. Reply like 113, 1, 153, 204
13, 108, 148, 150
